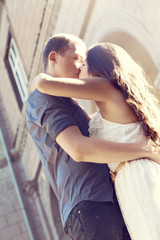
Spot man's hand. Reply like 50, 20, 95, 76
146, 138, 160, 164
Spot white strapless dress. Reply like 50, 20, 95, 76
89, 111, 160, 240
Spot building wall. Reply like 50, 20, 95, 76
0, 166, 30, 240
0, 0, 61, 239
0, 0, 160, 239
4, 0, 47, 74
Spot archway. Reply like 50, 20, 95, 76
84, 10, 159, 82
105, 31, 158, 82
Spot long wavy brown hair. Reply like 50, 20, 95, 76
87, 42, 160, 142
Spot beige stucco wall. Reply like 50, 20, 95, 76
0, 0, 160, 239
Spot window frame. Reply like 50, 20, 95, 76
4, 33, 28, 110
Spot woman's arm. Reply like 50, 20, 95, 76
34, 73, 116, 101
56, 125, 160, 164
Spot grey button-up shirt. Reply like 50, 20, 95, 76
26, 89, 114, 226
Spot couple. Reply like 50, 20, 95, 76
26, 33, 160, 240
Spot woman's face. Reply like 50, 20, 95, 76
79, 59, 90, 78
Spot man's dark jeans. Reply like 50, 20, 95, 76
64, 201, 131, 240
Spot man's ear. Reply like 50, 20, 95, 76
48, 51, 58, 63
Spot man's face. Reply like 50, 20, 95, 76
54, 43, 86, 78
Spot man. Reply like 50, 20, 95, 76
26, 33, 155, 239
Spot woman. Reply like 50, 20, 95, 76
34, 42, 160, 239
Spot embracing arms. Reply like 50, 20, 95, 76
30, 75, 160, 165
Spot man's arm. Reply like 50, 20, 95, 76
56, 125, 160, 164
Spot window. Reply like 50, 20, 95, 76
5, 33, 28, 110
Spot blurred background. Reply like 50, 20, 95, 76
0, 0, 160, 239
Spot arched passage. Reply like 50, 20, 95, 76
105, 32, 158, 82
85, 10, 159, 82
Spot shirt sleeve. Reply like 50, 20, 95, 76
26, 90, 76, 141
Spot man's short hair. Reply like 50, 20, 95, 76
43, 33, 86, 71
